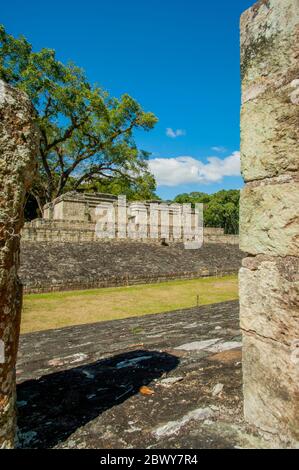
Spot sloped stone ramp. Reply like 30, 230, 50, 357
16, 300, 265, 449
20, 242, 243, 293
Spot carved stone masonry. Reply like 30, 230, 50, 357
240, 0, 299, 447
0, 80, 39, 448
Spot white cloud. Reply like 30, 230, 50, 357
148, 151, 241, 187
166, 128, 186, 138
211, 146, 227, 153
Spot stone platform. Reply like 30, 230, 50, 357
16, 300, 264, 449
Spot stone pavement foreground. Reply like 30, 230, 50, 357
16, 300, 265, 449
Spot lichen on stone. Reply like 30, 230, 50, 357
0, 80, 39, 448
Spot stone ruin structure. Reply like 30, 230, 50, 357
42, 191, 202, 243
0, 0, 298, 449
0, 80, 39, 447
239, 0, 299, 447
22, 191, 238, 245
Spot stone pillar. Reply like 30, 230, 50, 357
0, 80, 39, 448
239, 0, 299, 447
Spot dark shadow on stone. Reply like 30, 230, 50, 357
17, 349, 179, 448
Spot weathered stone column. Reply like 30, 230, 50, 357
239, 0, 299, 447
0, 80, 39, 448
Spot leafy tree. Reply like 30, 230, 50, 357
25, 173, 159, 220
80, 172, 160, 201
0, 26, 158, 213
174, 192, 211, 205
173, 189, 240, 234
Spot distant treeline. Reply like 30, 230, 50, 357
173, 190, 240, 234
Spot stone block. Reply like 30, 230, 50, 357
241, 0, 299, 98
239, 180, 299, 256
241, 87, 299, 181
240, 0, 299, 183
239, 255, 299, 345
242, 332, 299, 446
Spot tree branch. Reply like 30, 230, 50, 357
46, 115, 87, 151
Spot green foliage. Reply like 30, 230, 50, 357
174, 189, 240, 234
79, 173, 160, 201
174, 192, 211, 205
0, 25, 158, 209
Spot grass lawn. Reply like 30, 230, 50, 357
22, 275, 238, 334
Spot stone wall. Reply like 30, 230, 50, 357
240, 0, 299, 447
20, 241, 243, 293
22, 219, 238, 245
0, 81, 38, 448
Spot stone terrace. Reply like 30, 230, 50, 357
20, 241, 243, 293
16, 300, 264, 449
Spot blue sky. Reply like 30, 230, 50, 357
1, 0, 254, 199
